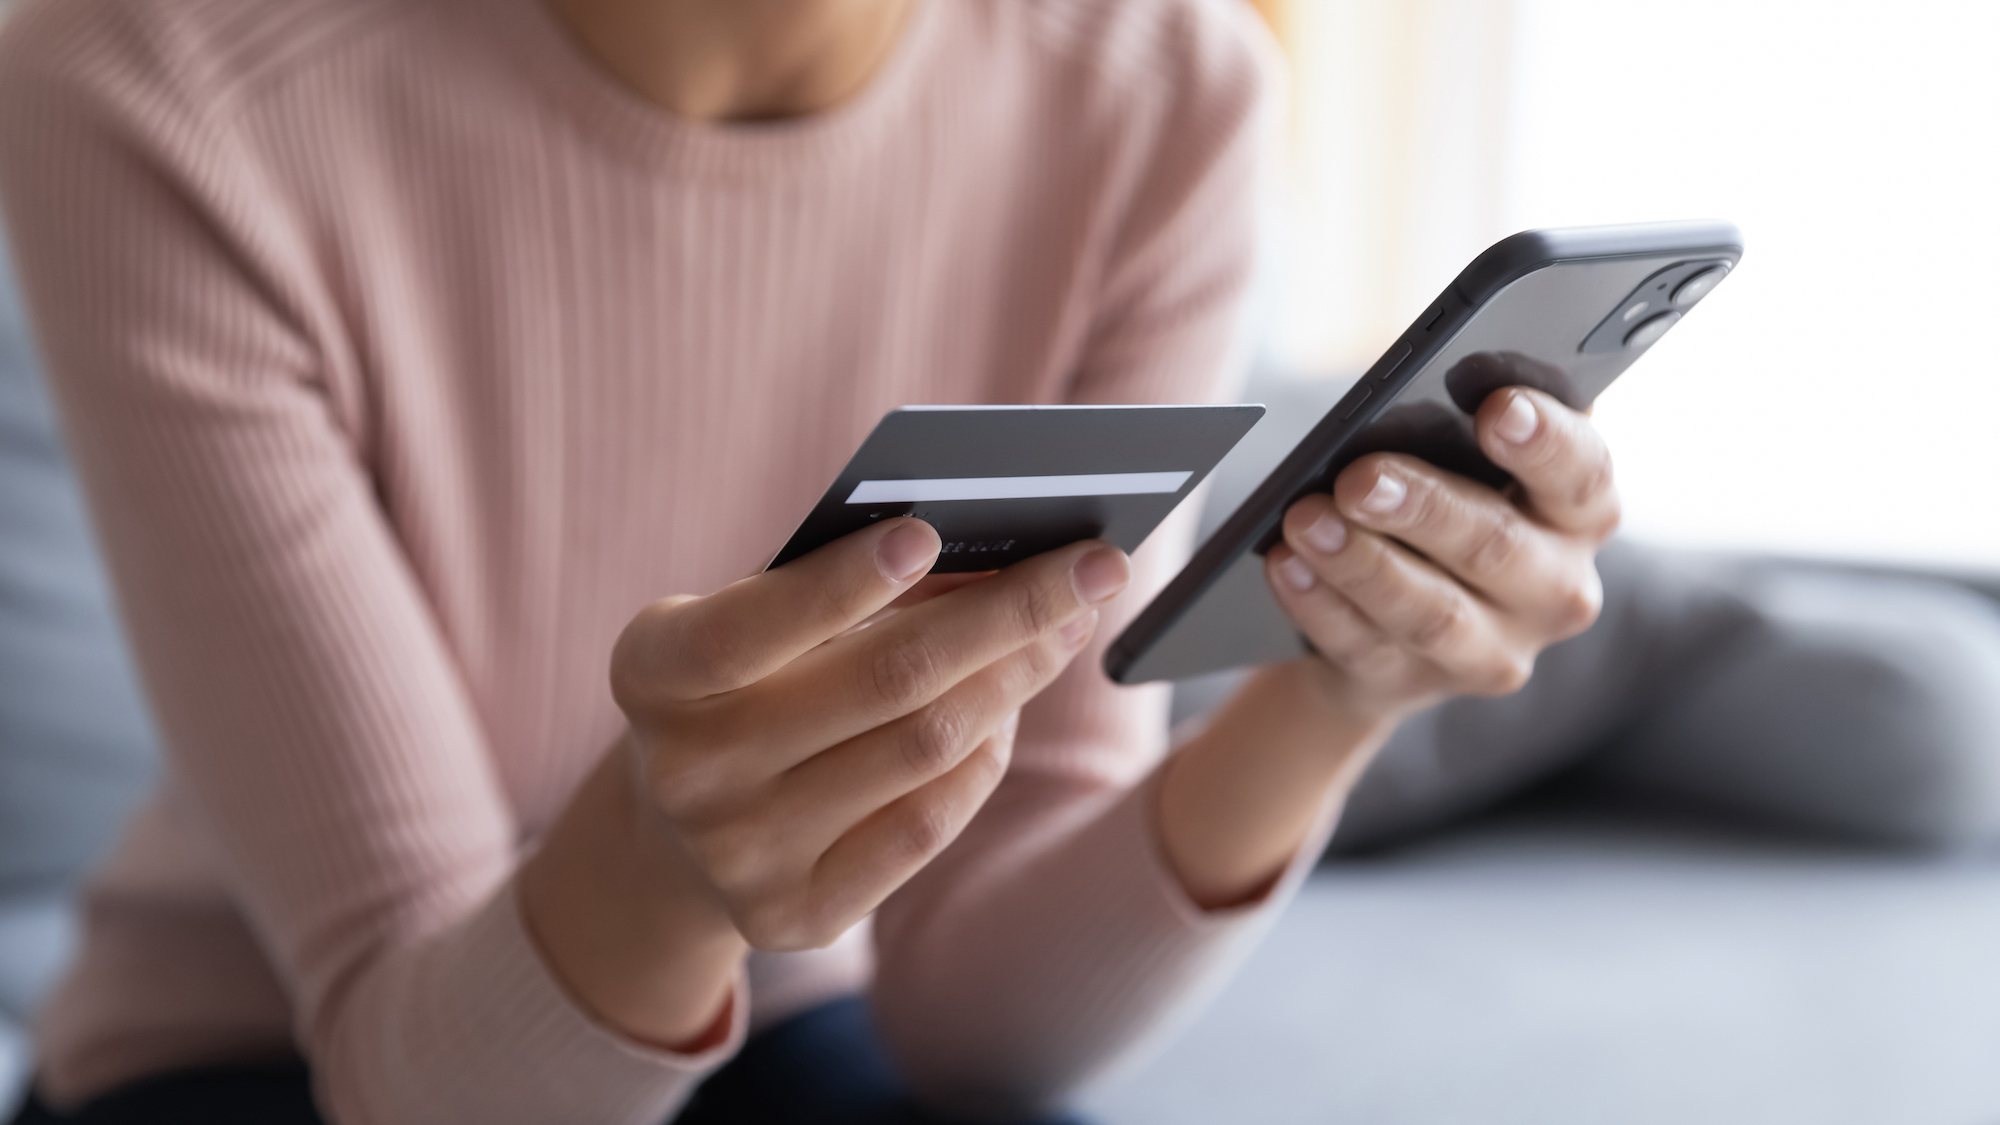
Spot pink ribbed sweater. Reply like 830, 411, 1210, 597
0, 0, 1321, 1120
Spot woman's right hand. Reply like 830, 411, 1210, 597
613, 517, 1129, 948
523, 518, 1129, 1047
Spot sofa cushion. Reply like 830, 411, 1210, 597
1081, 800, 2000, 1125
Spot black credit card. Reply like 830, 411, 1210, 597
769, 405, 1264, 574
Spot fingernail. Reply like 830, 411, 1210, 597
999, 710, 1021, 740
1059, 609, 1098, 649
1304, 512, 1346, 553
876, 521, 937, 582
1071, 548, 1129, 605
1496, 393, 1540, 445
1361, 474, 1407, 515
1279, 554, 1316, 592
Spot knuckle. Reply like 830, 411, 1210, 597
1296, 599, 1363, 659
1553, 573, 1605, 635
1342, 635, 1407, 681
1404, 596, 1470, 654
1401, 477, 1445, 527
704, 851, 767, 912
871, 634, 947, 712
1019, 631, 1069, 684
1338, 540, 1398, 599
1478, 653, 1535, 696
802, 578, 858, 642
646, 763, 705, 821
895, 798, 956, 866
900, 703, 967, 779
639, 722, 737, 819
964, 737, 1012, 787
1465, 516, 1526, 576
689, 819, 766, 891
639, 746, 705, 819
1308, 631, 1369, 673
1009, 573, 1069, 638
1590, 491, 1626, 542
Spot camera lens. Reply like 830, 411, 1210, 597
1671, 264, 1728, 308
1624, 310, 1681, 349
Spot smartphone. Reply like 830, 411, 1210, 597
1106, 221, 1743, 684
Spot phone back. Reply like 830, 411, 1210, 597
1109, 222, 1742, 684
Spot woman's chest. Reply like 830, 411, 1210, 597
308, 156, 1103, 584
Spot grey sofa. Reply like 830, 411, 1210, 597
1080, 378, 2000, 1125
3, 253, 1996, 1122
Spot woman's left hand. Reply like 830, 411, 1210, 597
1265, 385, 1620, 722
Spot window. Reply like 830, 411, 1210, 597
1271, 1, 2000, 566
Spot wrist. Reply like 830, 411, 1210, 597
521, 740, 747, 1050
1289, 652, 1440, 732
1157, 661, 1399, 909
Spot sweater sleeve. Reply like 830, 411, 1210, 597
868, 4, 1337, 1115
0, 7, 741, 1123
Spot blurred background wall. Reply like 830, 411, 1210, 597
1254, 0, 2000, 570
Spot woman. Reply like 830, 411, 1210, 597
0, 0, 1614, 1121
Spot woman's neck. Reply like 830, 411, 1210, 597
540, 0, 917, 122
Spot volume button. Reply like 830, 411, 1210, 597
1376, 342, 1413, 382
1338, 385, 1374, 420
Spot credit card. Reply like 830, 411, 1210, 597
769, 404, 1264, 574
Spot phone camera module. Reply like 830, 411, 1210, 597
1671, 264, 1729, 308
1624, 310, 1681, 350
1581, 256, 1735, 354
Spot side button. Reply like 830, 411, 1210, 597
1338, 385, 1374, 420
1375, 342, 1413, 382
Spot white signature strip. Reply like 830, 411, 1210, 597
846, 471, 1192, 505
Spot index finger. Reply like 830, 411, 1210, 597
1475, 387, 1621, 540
752, 539, 1129, 757
613, 517, 940, 704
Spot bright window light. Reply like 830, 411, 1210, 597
1502, 0, 2000, 567
1273, 0, 2000, 569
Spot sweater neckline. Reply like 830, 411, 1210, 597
472, 0, 943, 177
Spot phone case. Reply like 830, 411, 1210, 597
1106, 221, 1744, 684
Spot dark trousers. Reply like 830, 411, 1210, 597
11, 996, 1088, 1125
